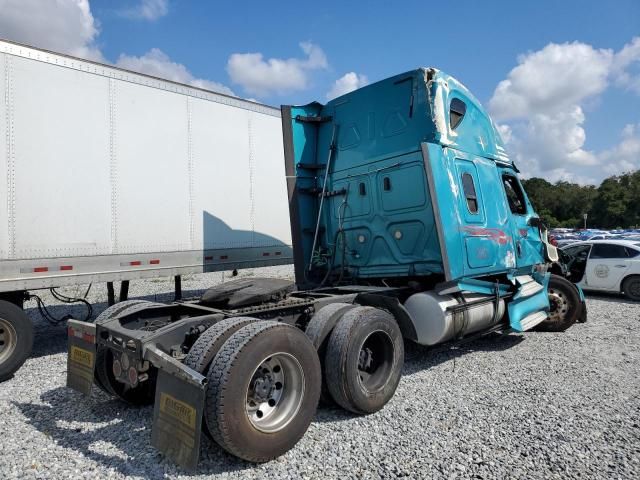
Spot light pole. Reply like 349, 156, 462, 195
583, 213, 588, 230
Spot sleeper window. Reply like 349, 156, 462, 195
461, 173, 478, 214
450, 98, 466, 129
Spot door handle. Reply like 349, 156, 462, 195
614, 265, 627, 268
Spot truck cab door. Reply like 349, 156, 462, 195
454, 156, 516, 275
422, 143, 517, 280
500, 172, 546, 268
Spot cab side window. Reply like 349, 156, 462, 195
589, 244, 629, 259
461, 173, 478, 214
502, 175, 527, 215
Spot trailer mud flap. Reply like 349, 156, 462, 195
148, 350, 206, 470
66, 320, 97, 395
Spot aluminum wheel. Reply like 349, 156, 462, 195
245, 352, 305, 433
548, 288, 569, 322
0, 318, 18, 365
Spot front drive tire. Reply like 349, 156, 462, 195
538, 274, 581, 332
622, 276, 640, 302
0, 300, 33, 382
304, 303, 355, 404
325, 306, 404, 415
205, 321, 321, 463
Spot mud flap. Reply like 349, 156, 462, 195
508, 273, 550, 332
66, 320, 97, 395
147, 347, 206, 470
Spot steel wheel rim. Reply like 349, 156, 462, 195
356, 329, 395, 394
245, 352, 305, 433
0, 318, 18, 365
548, 288, 569, 322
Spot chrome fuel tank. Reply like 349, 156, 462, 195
404, 291, 506, 346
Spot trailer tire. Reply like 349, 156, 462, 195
94, 300, 161, 404
325, 306, 404, 415
304, 303, 355, 404
537, 274, 581, 332
184, 316, 259, 374
205, 321, 321, 462
0, 300, 33, 382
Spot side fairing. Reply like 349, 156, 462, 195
281, 103, 324, 287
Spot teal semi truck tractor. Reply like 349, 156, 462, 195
66, 68, 586, 468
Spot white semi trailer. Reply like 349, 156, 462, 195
0, 39, 292, 381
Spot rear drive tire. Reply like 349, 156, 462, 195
0, 300, 33, 382
184, 317, 259, 374
622, 276, 640, 301
94, 300, 161, 404
93, 300, 148, 394
325, 306, 404, 414
304, 303, 355, 405
537, 274, 581, 332
205, 321, 321, 462
184, 316, 259, 439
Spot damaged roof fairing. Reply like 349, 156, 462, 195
300, 67, 513, 166
422, 68, 512, 165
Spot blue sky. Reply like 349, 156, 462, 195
1, 0, 639, 184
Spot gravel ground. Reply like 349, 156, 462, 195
1, 267, 639, 479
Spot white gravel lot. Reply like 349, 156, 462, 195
1, 266, 639, 479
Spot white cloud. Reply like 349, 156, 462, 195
119, 0, 169, 21
326, 72, 369, 100
489, 42, 614, 121
612, 37, 640, 94
116, 49, 235, 96
491, 37, 640, 184
0, 0, 233, 95
227, 42, 328, 96
599, 123, 640, 175
0, 0, 104, 61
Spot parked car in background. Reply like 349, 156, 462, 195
560, 240, 640, 300
556, 239, 580, 248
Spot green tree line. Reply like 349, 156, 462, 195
522, 170, 640, 229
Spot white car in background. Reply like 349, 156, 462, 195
560, 240, 640, 301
